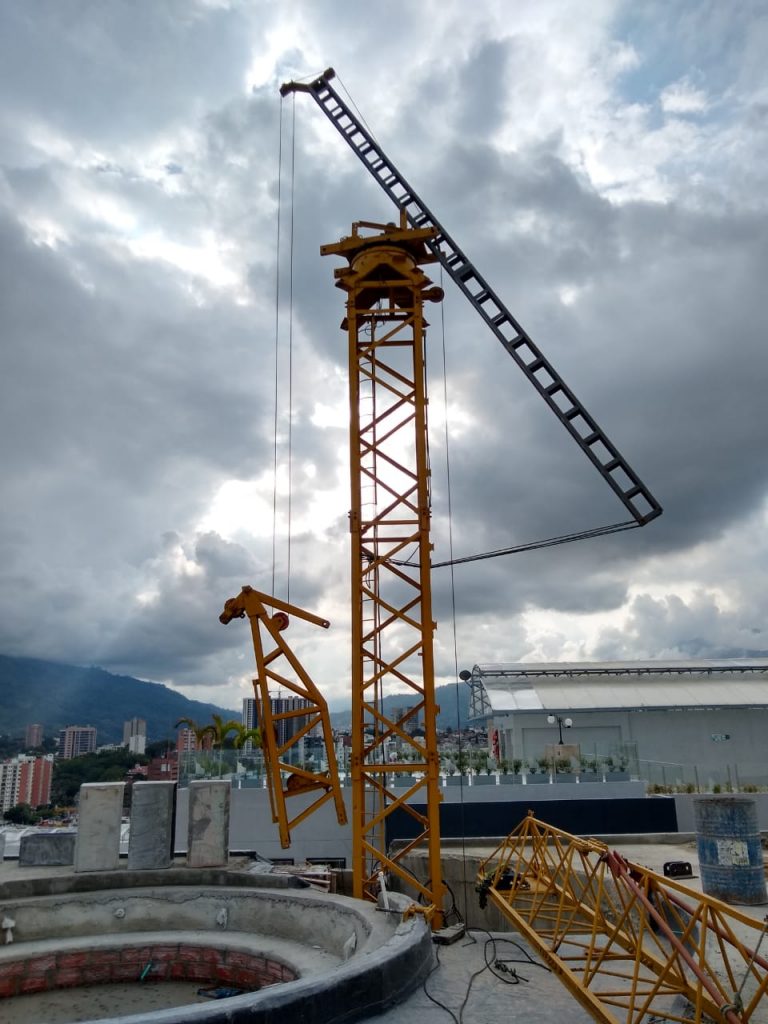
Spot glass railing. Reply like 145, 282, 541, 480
638, 759, 768, 793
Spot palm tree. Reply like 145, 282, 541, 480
229, 723, 262, 751
175, 718, 215, 751
227, 723, 262, 781
176, 715, 252, 776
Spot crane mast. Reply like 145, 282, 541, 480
322, 216, 447, 922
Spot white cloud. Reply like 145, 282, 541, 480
660, 77, 710, 115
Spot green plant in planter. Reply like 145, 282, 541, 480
512, 759, 522, 775
537, 757, 551, 773
555, 758, 572, 774
499, 759, 509, 775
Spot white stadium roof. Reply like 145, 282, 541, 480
471, 661, 768, 713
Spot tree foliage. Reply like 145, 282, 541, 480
3, 802, 40, 824
51, 749, 147, 805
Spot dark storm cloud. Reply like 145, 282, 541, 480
1, 1, 766, 698
0, 1, 254, 145
0, 195, 279, 681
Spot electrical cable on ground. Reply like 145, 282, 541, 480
419, 928, 551, 1024
422, 943, 460, 1024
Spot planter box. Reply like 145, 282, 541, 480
526, 774, 551, 784
472, 775, 497, 785
553, 773, 577, 784
579, 773, 601, 783
498, 775, 517, 784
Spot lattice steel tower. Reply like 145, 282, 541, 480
322, 214, 447, 923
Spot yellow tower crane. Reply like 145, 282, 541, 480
275, 69, 661, 932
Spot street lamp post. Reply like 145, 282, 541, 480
547, 714, 573, 745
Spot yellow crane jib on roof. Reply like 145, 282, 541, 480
477, 813, 768, 1024
219, 585, 347, 849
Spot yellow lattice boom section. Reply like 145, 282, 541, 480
220, 586, 347, 849
477, 813, 768, 1024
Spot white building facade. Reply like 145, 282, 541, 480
468, 661, 768, 787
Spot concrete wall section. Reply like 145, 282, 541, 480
187, 781, 230, 867
673, 792, 768, 832
175, 787, 354, 864
176, 782, 655, 864
128, 781, 176, 870
74, 783, 124, 873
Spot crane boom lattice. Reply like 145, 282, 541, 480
478, 814, 768, 1024
281, 68, 662, 530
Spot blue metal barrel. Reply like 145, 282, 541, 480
694, 797, 767, 905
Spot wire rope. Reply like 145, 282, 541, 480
388, 517, 639, 569
436, 263, 472, 925
286, 93, 296, 603
335, 73, 379, 142
271, 94, 297, 603
271, 95, 285, 597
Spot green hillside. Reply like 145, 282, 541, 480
0, 655, 237, 745
329, 680, 473, 731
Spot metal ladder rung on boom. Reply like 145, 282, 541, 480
281, 68, 661, 527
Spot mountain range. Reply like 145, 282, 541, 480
0, 654, 474, 747
0, 654, 236, 746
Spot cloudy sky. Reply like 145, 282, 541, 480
1, 0, 767, 712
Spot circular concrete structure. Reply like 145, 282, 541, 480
0, 869, 433, 1024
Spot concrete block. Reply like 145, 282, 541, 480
128, 781, 176, 870
19, 831, 76, 866
75, 783, 124, 872
187, 780, 230, 867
